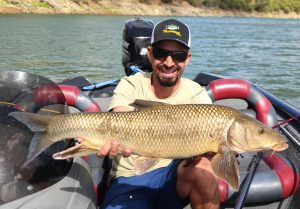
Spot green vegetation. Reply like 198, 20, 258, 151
185, 0, 300, 13
1, 0, 299, 14
33, 1, 50, 8
139, 0, 300, 13
161, 0, 173, 3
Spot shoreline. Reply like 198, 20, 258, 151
0, 0, 300, 19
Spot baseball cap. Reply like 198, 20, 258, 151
151, 19, 191, 49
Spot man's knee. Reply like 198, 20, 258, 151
177, 158, 219, 199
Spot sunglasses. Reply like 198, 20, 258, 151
152, 47, 189, 63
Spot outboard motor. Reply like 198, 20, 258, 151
122, 18, 154, 76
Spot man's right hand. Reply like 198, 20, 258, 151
97, 139, 132, 159
76, 138, 132, 159
96, 106, 133, 159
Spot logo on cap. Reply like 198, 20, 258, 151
163, 24, 181, 37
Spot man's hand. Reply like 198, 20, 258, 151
95, 106, 134, 159
76, 138, 132, 159
183, 152, 216, 167
93, 106, 133, 159
97, 139, 132, 159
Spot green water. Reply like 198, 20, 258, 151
0, 15, 299, 108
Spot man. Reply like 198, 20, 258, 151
99, 19, 219, 209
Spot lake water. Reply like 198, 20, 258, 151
0, 15, 299, 109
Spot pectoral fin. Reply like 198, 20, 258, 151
134, 157, 160, 175
211, 145, 239, 191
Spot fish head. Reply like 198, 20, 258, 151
228, 114, 288, 153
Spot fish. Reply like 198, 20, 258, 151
9, 100, 288, 190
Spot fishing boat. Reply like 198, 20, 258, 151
0, 18, 299, 209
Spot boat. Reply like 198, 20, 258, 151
0, 18, 299, 209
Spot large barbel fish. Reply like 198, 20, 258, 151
9, 101, 288, 190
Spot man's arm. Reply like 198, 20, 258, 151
112, 106, 132, 112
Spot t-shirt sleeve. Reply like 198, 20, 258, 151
181, 78, 212, 104
191, 86, 212, 104
108, 76, 137, 111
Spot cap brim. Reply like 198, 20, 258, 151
152, 38, 190, 49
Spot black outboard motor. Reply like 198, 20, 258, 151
122, 18, 154, 76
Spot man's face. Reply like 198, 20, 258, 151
148, 40, 191, 87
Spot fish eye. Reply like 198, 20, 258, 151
259, 127, 265, 134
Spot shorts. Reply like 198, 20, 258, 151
101, 160, 188, 209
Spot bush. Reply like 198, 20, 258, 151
161, 0, 173, 3
186, 0, 203, 7
138, 0, 151, 4
187, 0, 300, 13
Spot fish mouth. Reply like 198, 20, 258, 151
272, 142, 289, 152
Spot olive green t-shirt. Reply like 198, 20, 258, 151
108, 72, 212, 178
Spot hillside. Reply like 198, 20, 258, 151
0, 0, 299, 18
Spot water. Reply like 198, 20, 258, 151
0, 15, 299, 109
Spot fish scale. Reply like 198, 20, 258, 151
46, 104, 236, 158
9, 102, 288, 190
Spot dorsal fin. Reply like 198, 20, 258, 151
133, 99, 169, 110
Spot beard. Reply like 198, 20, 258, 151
155, 64, 183, 87
158, 76, 178, 87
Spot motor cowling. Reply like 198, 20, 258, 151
122, 18, 154, 76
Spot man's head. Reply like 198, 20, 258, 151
151, 19, 191, 49
148, 19, 191, 87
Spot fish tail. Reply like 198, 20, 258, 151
9, 112, 54, 167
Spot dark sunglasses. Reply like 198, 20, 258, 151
152, 47, 189, 63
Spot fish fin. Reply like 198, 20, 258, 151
22, 133, 54, 167
53, 141, 96, 159
133, 99, 169, 110
134, 157, 160, 175
9, 112, 51, 132
211, 145, 240, 191
9, 112, 54, 167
